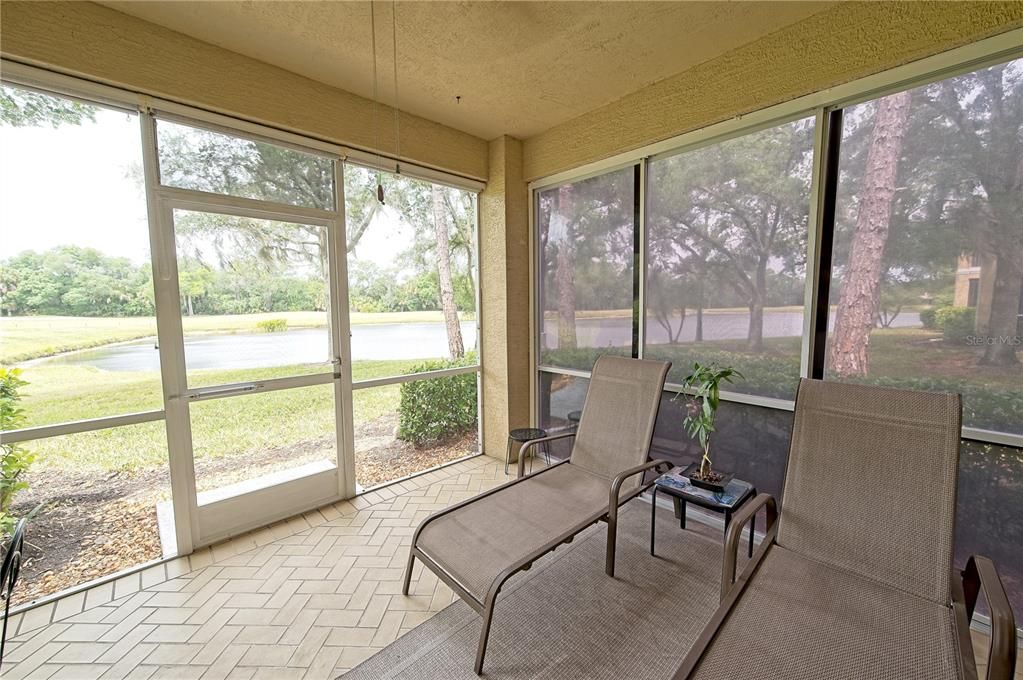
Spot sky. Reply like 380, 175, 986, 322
1, 108, 151, 264
0, 105, 407, 270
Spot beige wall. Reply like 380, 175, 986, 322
523, 1, 1023, 181
0, 1, 488, 180
479, 136, 531, 459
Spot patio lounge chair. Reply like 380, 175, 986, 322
674, 379, 1017, 680
402, 355, 672, 674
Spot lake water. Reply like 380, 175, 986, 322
41, 322, 478, 372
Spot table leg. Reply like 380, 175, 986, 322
650, 487, 657, 556
680, 499, 687, 530
723, 508, 731, 541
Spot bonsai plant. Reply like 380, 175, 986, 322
676, 362, 742, 490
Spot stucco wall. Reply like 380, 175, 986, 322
0, 1, 488, 180
523, 1, 1023, 181
480, 136, 530, 459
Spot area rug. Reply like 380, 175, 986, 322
342, 504, 725, 679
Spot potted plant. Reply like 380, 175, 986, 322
676, 362, 742, 492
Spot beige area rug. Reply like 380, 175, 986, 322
342, 504, 725, 679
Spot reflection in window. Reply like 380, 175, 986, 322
537, 372, 589, 461
537, 167, 637, 371
645, 117, 815, 398
826, 58, 1022, 436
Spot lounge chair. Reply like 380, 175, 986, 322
674, 379, 1017, 680
402, 355, 672, 674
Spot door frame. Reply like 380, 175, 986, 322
143, 113, 356, 549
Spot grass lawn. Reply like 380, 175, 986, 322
17, 358, 445, 473
0, 310, 474, 364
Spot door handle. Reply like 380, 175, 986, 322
187, 383, 263, 400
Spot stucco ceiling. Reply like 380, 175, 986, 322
99, 1, 831, 140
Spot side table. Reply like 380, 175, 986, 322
650, 471, 757, 558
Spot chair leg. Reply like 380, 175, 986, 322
474, 600, 497, 675
504, 437, 513, 476
401, 549, 416, 596
605, 513, 618, 577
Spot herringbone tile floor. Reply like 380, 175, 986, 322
1, 455, 506, 680
3, 454, 1017, 680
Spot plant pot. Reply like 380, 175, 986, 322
681, 462, 733, 493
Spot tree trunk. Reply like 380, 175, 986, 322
829, 91, 913, 377
695, 278, 704, 343
747, 260, 767, 352
186, 295, 194, 317
553, 185, 577, 349
981, 256, 1022, 365
432, 185, 464, 359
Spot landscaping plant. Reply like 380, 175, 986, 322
676, 362, 742, 481
397, 353, 478, 445
0, 368, 35, 538
256, 318, 288, 333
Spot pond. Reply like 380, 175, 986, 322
40, 321, 478, 371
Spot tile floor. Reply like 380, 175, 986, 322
2, 454, 1019, 680
2, 455, 504, 680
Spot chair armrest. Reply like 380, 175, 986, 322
517, 431, 576, 477
609, 459, 672, 513
721, 493, 777, 601
962, 555, 1017, 680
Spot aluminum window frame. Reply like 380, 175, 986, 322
0, 59, 487, 192
529, 28, 1023, 449
0, 66, 487, 554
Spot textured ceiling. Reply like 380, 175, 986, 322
99, 1, 831, 140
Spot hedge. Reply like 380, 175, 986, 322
542, 346, 1021, 433
397, 353, 478, 445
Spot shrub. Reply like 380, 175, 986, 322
919, 307, 939, 330
256, 318, 288, 333
934, 306, 976, 343
0, 368, 35, 537
397, 353, 478, 445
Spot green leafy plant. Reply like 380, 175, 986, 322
675, 363, 743, 480
397, 353, 478, 445
0, 367, 35, 537
934, 306, 976, 343
256, 318, 288, 333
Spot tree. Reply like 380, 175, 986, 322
539, 168, 636, 352
375, 174, 476, 355
647, 120, 814, 352
0, 86, 96, 128
927, 63, 1022, 365
551, 185, 579, 349
829, 91, 913, 377
432, 185, 464, 358
177, 264, 214, 316
828, 59, 1022, 371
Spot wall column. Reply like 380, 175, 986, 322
480, 136, 531, 461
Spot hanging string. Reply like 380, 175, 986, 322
370, 1, 385, 204
392, 0, 400, 174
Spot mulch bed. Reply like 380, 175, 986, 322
9, 415, 477, 607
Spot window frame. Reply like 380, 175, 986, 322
529, 28, 1023, 448
0, 65, 487, 570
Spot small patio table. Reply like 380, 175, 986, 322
650, 470, 757, 558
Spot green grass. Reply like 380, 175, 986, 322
17, 358, 437, 473
0, 311, 474, 364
